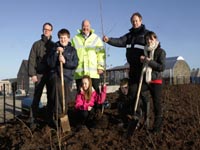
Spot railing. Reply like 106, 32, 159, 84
0, 82, 18, 124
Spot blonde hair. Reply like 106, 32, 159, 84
82, 75, 93, 102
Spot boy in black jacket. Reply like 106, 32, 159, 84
47, 29, 79, 126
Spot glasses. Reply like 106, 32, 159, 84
43, 28, 52, 32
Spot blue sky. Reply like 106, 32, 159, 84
0, 0, 200, 80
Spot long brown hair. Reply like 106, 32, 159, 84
82, 75, 93, 102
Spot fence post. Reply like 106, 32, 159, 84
12, 82, 17, 119
3, 84, 6, 123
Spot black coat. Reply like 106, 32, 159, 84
107, 24, 149, 84
28, 35, 54, 76
147, 46, 166, 80
47, 42, 79, 83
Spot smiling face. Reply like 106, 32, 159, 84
82, 78, 90, 91
146, 36, 157, 47
59, 34, 70, 47
43, 24, 52, 38
145, 32, 158, 48
82, 20, 91, 36
131, 15, 142, 29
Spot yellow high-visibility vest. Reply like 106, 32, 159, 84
71, 29, 105, 79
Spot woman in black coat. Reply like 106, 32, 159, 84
140, 31, 166, 133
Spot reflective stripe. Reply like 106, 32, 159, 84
75, 67, 98, 73
96, 46, 104, 52
73, 35, 103, 52
98, 62, 104, 66
90, 35, 99, 48
73, 37, 83, 49
134, 44, 144, 49
126, 44, 131, 48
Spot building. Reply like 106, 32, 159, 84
17, 60, 29, 94
106, 63, 129, 85
106, 56, 191, 85
162, 56, 190, 84
0, 80, 11, 95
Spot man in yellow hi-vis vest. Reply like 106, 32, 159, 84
71, 19, 105, 93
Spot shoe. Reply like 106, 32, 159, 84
103, 100, 111, 109
77, 125, 88, 132
30, 118, 39, 129
118, 122, 124, 127
47, 119, 57, 129
152, 116, 162, 133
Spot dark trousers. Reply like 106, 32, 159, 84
31, 74, 51, 117
129, 82, 162, 117
143, 83, 162, 117
129, 83, 148, 115
76, 78, 100, 94
48, 73, 71, 120
76, 108, 96, 124
129, 82, 163, 129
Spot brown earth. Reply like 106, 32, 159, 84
0, 84, 200, 150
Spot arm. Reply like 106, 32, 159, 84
75, 93, 84, 110
103, 33, 128, 47
148, 49, 166, 72
63, 46, 79, 69
75, 92, 96, 110
28, 42, 37, 77
96, 84, 107, 104
96, 38, 105, 72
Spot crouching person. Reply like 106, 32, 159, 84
116, 78, 132, 128
75, 75, 107, 128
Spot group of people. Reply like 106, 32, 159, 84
103, 12, 166, 133
28, 12, 166, 134
28, 20, 106, 128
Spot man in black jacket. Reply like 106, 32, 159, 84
103, 12, 149, 127
28, 22, 54, 122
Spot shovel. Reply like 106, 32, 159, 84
126, 64, 146, 137
59, 52, 71, 132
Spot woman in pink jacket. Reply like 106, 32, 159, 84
75, 75, 107, 125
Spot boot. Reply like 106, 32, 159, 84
152, 116, 162, 133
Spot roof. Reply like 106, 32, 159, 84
17, 60, 28, 76
107, 56, 186, 71
165, 56, 184, 69
107, 63, 129, 71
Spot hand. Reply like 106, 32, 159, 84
31, 76, 38, 83
140, 55, 146, 63
88, 106, 92, 111
97, 69, 104, 74
103, 35, 109, 43
140, 55, 150, 63
57, 47, 64, 54
59, 54, 66, 64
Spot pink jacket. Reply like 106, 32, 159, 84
75, 85, 107, 110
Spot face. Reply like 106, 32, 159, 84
59, 35, 70, 46
82, 78, 90, 91
120, 83, 128, 95
131, 15, 142, 29
146, 36, 157, 47
43, 24, 52, 38
82, 20, 91, 35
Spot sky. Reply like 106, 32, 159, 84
0, 0, 200, 80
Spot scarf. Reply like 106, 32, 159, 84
144, 40, 159, 83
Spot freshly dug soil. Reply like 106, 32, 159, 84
0, 84, 200, 150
